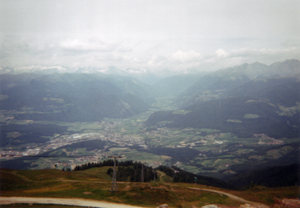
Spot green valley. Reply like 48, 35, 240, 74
0, 59, 299, 194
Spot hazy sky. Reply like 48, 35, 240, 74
1, 0, 299, 74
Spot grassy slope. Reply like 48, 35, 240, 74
0, 167, 299, 208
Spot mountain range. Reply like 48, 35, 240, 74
0, 59, 299, 188
1, 59, 299, 127
0, 73, 153, 122
0, 65, 160, 86
146, 59, 300, 139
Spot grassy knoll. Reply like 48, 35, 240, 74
178, 183, 300, 206
1, 167, 299, 208
232, 186, 300, 205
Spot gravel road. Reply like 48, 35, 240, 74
0, 197, 144, 208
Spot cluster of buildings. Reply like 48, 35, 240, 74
107, 134, 145, 147
0, 150, 23, 159
254, 134, 284, 145
0, 130, 146, 162
0, 147, 41, 159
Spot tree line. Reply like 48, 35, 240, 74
73, 160, 297, 189
73, 159, 116, 171
157, 165, 234, 189
73, 160, 233, 189
107, 162, 156, 182
73, 160, 156, 182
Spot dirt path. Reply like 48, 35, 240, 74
188, 187, 268, 207
156, 170, 166, 178
156, 170, 169, 183
0, 197, 144, 208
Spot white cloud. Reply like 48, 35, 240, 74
0, 36, 299, 75
171, 50, 202, 62
144, 47, 300, 75
0, 1, 299, 75
215, 49, 228, 58
59, 39, 118, 52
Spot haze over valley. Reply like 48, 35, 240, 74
0, 59, 299, 190
0, 1, 300, 207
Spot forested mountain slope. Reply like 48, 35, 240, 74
227, 164, 300, 189
152, 74, 206, 97
146, 60, 300, 139
0, 73, 153, 122
176, 59, 300, 108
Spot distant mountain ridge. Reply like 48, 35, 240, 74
176, 59, 300, 107
0, 73, 153, 122
0, 65, 159, 85
2, 59, 299, 86
214, 59, 300, 80
1, 59, 299, 128
152, 73, 207, 97
146, 59, 300, 139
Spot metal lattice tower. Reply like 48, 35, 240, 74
141, 162, 147, 183
108, 156, 122, 192
141, 163, 144, 182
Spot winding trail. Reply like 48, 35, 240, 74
0, 197, 144, 208
187, 187, 268, 207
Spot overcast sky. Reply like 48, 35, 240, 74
0, 0, 299, 74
